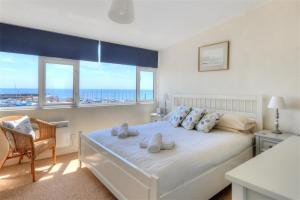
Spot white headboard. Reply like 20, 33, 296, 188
172, 94, 263, 130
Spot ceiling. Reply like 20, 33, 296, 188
0, 0, 269, 50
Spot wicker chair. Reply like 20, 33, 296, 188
0, 116, 56, 182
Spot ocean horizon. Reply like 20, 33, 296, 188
0, 88, 154, 102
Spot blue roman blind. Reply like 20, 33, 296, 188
0, 23, 99, 61
100, 41, 158, 68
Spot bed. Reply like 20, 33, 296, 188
79, 94, 263, 200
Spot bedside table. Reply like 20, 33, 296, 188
255, 130, 294, 155
150, 113, 164, 122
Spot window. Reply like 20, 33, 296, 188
137, 67, 156, 102
80, 61, 136, 104
40, 57, 79, 106
139, 69, 155, 101
45, 63, 74, 104
0, 53, 156, 109
0, 52, 39, 107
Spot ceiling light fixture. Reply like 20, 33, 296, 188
108, 0, 135, 24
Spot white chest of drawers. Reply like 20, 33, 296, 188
226, 136, 300, 200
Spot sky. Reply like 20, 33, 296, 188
0, 51, 153, 90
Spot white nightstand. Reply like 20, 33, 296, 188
150, 113, 164, 122
255, 130, 294, 155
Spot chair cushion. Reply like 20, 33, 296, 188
34, 138, 55, 156
3, 116, 36, 139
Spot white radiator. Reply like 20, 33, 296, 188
51, 121, 71, 148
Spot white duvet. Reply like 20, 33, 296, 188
88, 121, 253, 194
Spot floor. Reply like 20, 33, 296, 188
0, 153, 231, 200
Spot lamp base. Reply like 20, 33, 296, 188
272, 129, 282, 134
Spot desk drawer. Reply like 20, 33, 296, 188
260, 139, 278, 152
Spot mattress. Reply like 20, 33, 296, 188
88, 121, 254, 194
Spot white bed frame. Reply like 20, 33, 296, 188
79, 94, 263, 200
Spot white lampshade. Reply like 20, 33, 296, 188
108, 0, 134, 24
268, 96, 286, 109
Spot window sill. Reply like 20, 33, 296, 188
78, 102, 137, 108
0, 101, 156, 112
137, 101, 157, 105
0, 105, 74, 112
78, 101, 156, 108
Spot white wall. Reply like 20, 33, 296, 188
0, 104, 155, 165
158, 0, 300, 133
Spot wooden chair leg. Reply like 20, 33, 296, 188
31, 157, 36, 182
18, 155, 23, 164
0, 158, 7, 169
79, 159, 82, 168
52, 147, 56, 164
0, 152, 9, 169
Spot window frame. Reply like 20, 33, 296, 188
39, 56, 80, 107
136, 67, 157, 103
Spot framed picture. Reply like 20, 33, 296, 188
198, 41, 229, 72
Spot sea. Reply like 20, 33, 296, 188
0, 88, 154, 104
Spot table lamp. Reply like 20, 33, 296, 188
268, 96, 286, 134
163, 93, 169, 115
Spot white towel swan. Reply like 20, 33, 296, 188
147, 133, 163, 153
140, 133, 175, 153
111, 123, 139, 138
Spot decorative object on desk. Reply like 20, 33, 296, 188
163, 93, 169, 115
198, 41, 229, 72
108, 0, 134, 24
268, 96, 286, 134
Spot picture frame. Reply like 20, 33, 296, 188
198, 41, 229, 72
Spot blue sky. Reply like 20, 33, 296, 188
0, 52, 38, 89
0, 51, 153, 90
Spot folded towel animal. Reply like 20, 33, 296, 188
111, 123, 139, 138
140, 136, 175, 150
147, 133, 163, 153
128, 128, 139, 136
118, 123, 129, 138
111, 127, 119, 136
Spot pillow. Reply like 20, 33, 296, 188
161, 111, 174, 121
215, 114, 257, 133
169, 106, 191, 127
3, 116, 36, 139
214, 126, 245, 134
196, 112, 223, 133
182, 108, 206, 130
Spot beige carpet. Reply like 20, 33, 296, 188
0, 153, 231, 200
